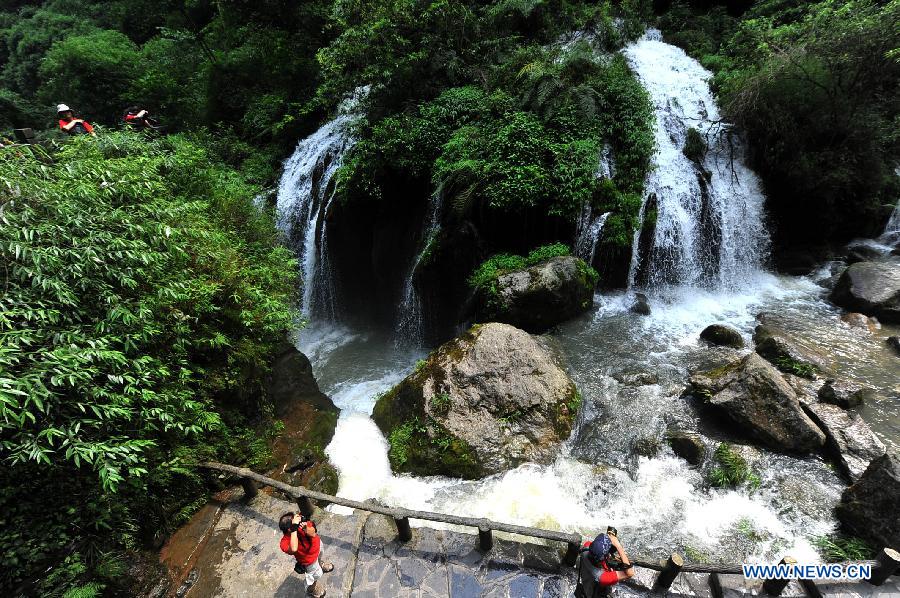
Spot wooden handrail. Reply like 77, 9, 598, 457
198, 461, 894, 582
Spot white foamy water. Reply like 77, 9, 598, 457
276, 94, 364, 320
303, 269, 865, 564
624, 30, 769, 290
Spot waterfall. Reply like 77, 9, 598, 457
624, 29, 769, 291
879, 168, 900, 247
575, 146, 615, 265
395, 188, 444, 346
575, 210, 611, 265
276, 102, 360, 320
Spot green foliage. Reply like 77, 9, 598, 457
683, 127, 707, 162
414, 359, 427, 372
773, 356, 818, 379
386, 416, 479, 478
0, 132, 297, 591
429, 392, 452, 415
38, 29, 140, 122
813, 534, 875, 562
708, 443, 761, 488
468, 242, 600, 293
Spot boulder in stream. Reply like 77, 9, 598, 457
373, 323, 580, 478
887, 336, 900, 356
817, 379, 873, 409
801, 402, 885, 482
699, 324, 745, 349
630, 293, 651, 316
689, 354, 826, 454
753, 314, 829, 378
667, 431, 706, 465
474, 256, 595, 334
829, 260, 900, 324
267, 344, 340, 493
836, 452, 900, 550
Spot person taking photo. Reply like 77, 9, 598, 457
278, 512, 334, 598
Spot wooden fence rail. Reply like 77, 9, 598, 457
199, 462, 898, 595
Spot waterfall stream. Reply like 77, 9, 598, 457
624, 29, 768, 291
395, 188, 445, 346
275, 98, 361, 320
284, 33, 899, 571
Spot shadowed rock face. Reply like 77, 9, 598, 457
802, 402, 885, 482
700, 324, 745, 349
837, 453, 900, 550
689, 354, 826, 454
373, 323, 579, 478
475, 256, 594, 333
829, 260, 900, 323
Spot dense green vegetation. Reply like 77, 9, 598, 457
659, 0, 900, 245
0, 132, 297, 594
708, 443, 761, 488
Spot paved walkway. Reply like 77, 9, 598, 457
159, 491, 900, 598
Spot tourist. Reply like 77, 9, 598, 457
278, 512, 334, 598
576, 527, 635, 597
56, 104, 95, 136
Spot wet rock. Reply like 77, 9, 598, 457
613, 370, 659, 386
630, 292, 651, 315
667, 431, 705, 465
836, 452, 900, 549
689, 354, 826, 454
267, 344, 340, 492
844, 243, 884, 264
633, 436, 660, 457
802, 402, 885, 482
373, 323, 579, 478
699, 324, 745, 348
474, 255, 595, 334
829, 260, 900, 324
888, 336, 900, 356
840, 312, 880, 333
817, 379, 873, 409
753, 315, 829, 377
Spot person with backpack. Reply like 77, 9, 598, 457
56, 104, 95, 136
278, 512, 334, 598
576, 527, 635, 596
122, 105, 163, 131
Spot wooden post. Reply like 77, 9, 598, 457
297, 495, 314, 519
478, 525, 493, 551
868, 547, 900, 586
564, 541, 580, 567
653, 552, 684, 591
708, 572, 724, 598
240, 477, 258, 499
800, 579, 822, 598
394, 513, 413, 542
762, 556, 796, 596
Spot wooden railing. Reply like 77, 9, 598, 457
200, 462, 899, 595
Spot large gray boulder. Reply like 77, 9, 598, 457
837, 453, 900, 550
829, 260, 900, 324
373, 323, 579, 478
753, 313, 829, 377
802, 402, 885, 482
689, 354, 826, 454
475, 256, 595, 333
817, 379, 873, 409
700, 324, 745, 348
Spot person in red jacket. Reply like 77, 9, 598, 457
57, 104, 95, 136
577, 528, 635, 596
278, 512, 334, 598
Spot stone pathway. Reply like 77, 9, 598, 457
160, 491, 900, 598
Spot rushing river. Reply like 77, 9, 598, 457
276, 29, 900, 566
296, 269, 899, 565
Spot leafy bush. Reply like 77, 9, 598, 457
708, 443, 760, 488
813, 534, 875, 562
0, 132, 297, 591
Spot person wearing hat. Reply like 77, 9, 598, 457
578, 529, 635, 596
57, 104, 95, 136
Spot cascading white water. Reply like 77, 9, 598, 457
276, 98, 361, 320
575, 210, 610, 265
624, 29, 769, 290
395, 188, 444, 345
879, 168, 900, 247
